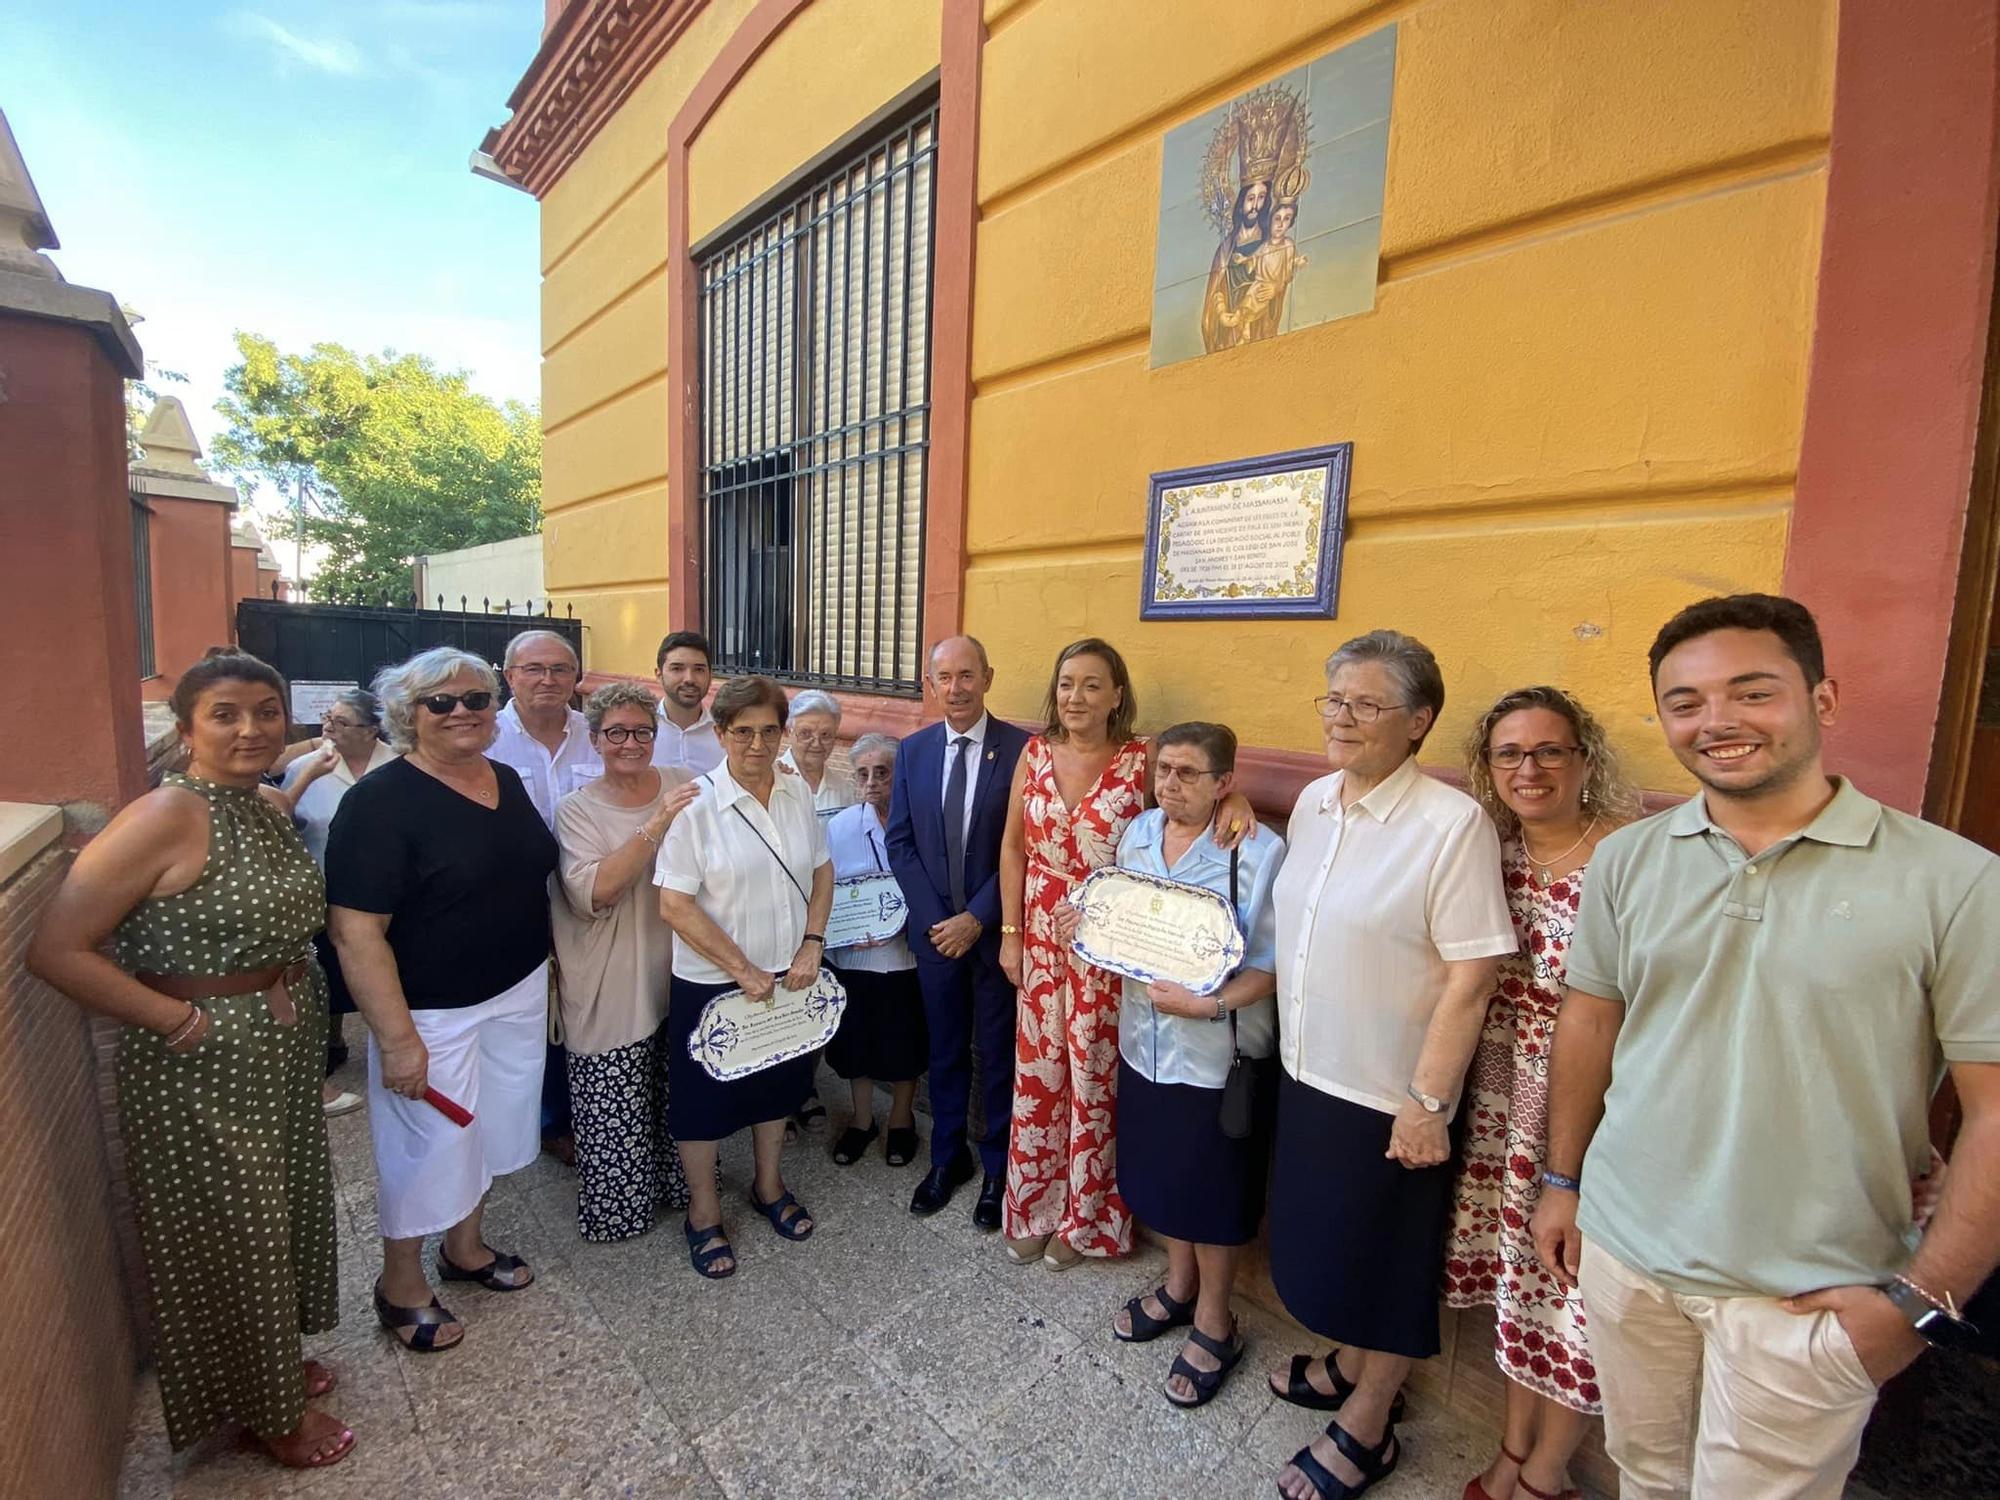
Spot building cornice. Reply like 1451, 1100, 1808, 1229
482, 0, 710, 198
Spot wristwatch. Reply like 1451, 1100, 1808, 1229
1209, 994, 1227, 1023
1405, 1083, 1447, 1115
1881, 1276, 1984, 1352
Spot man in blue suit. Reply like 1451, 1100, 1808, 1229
887, 635, 1029, 1227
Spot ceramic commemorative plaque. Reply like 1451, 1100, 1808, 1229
1069, 867, 1244, 997
824, 872, 908, 950
687, 968, 847, 1082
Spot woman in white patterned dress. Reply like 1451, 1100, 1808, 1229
1446, 687, 1637, 1500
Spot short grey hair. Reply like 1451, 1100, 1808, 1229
373, 647, 500, 753
1324, 629, 1446, 747
330, 687, 382, 727
583, 681, 659, 732
502, 629, 578, 669
788, 689, 842, 722
849, 732, 899, 761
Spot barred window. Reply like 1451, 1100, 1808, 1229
697, 101, 936, 693
130, 489, 157, 680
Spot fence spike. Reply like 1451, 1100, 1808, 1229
483, 597, 490, 613
503, 598, 513, 614
566, 602, 574, 619
437, 595, 445, 610
461, 595, 468, 613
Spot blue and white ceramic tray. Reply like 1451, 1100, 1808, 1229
824, 873, 908, 949
687, 967, 847, 1082
1069, 866, 1244, 997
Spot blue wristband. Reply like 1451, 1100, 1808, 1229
1542, 1170, 1581, 1193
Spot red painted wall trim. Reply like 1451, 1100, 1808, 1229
1784, 0, 2000, 811
665, 0, 979, 647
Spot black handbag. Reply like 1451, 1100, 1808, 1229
1217, 845, 1275, 1140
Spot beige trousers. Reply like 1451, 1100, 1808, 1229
1578, 1240, 1880, 1500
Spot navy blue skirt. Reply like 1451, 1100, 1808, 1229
665, 975, 814, 1142
1114, 1059, 1272, 1246
1267, 1070, 1460, 1359
826, 965, 929, 1083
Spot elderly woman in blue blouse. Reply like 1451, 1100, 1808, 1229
1053, 722, 1284, 1409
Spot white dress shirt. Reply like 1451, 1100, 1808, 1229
824, 801, 915, 974
651, 705, 724, 777
1272, 755, 1515, 1116
282, 740, 399, 866
489, 700, 601, 829
654, 762, 831, 983
777, 747, 858, 819
938, 711, 989, 847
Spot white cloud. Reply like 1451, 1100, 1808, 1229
224, 12, 370, 77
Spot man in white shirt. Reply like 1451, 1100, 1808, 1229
488, 629, 600, 829
486, 627, 597, 1166
651, 630, 724, 776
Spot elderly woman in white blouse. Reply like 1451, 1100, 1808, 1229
777, 689, 854, 1135
655, 676, 833, 1279
823, 733, 928, 1169
1267, 630, 1515, 1500
552, 682, 702, 1241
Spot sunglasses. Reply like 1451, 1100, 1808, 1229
418, 691, 496, 715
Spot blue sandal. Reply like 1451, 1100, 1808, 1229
683, 1218, 737, 1279
1165, 1322, 1244, 1408
1282, 1417, 1399, 1499
748, 1186, 815, 1241
1116, 1284, 1194, 1343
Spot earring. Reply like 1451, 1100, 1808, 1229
1580, 787, 1591, 808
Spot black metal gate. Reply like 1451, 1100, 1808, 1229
234, 599, 583, 695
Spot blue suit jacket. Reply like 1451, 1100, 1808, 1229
886, 716, 1030, 965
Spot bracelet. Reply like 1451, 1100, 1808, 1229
636, 824, 662, 846
802, 933, 824, 945
1000, 923, 1021, 935
1893, 1272, 1957, 1317
1541, 1169, 1582, 1193
163, 1002, 204, 1051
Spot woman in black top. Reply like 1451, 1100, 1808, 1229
327, 647, 558, 1354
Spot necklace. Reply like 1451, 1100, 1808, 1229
1524, 816, 1596, 886
414, 753, 495, 803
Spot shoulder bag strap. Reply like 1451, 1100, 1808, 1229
1227, 843, 1242, 1064
728, 795, 813, 913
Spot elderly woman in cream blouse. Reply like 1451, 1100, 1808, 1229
551, 682, 701, 1241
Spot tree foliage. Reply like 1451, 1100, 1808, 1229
212, 332, 541, 604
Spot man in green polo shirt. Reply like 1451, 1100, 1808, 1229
1531, 593, 1999, 1500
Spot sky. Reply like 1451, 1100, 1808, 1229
0, 0, 544, 538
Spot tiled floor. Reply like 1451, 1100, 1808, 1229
118, 1062, 1524, 1498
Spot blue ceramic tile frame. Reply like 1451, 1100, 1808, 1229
688, 967, 848, 1082
1140, 441, 1352, 620
825, 872, 909, 949
1069, 866, 1246, 996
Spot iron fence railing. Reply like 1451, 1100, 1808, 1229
129, 487, 157, 680
697, 101, 937, 695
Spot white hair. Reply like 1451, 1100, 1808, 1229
849, 732, 899, 761
503, 628, 578, 669
373, 647, 500, 753
788, 689, 842, 721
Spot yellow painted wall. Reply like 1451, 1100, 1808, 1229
535, 0, 1835, 791
966, 0, 1834, 790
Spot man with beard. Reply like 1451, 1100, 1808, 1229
1532, 594, 1999, 1500
1200, 177, 1271, 354
651, 630, 724, 777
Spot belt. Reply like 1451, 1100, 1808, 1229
137, 957, 309, 1001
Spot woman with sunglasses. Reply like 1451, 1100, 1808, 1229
551, 683, 702, 1240
325, 647, 559, 1353
1445, 688, 1637, 1500
655, 675, 833, 1278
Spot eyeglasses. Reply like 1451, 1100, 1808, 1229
853, 766, 894, 784
509, 663, 576, 680
1487, 744, 1585, 770
598, 725, 658, 745
1312, 694, 1407, 723
418, 691, 495, 715
1154, 764, 1221, 785
791, 730, 838, 747
723, 725, 785, 745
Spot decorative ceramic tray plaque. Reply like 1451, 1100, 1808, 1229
824, 873, 908, 950
687, 968, 847, 1082
1069, 868, 1244, 996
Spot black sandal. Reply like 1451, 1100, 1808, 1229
1166, 1323, 1244, 1408
832, 1122, 879, 1165
1116, 1284, 1195, 1343
793, 1096, 829, 1135
1274, 1351, 1406, 1423
749, 1186, 815, 1241
372, 1281, 461, 1353
885, 1125, 919, 1166
1282, 1417, 1399, 1499
436, 1244, 534, 1292
683, 1219, 737, 1279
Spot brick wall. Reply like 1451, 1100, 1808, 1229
0, 841, 137, 1500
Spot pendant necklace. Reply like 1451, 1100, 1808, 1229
1525, 817, 1596, 887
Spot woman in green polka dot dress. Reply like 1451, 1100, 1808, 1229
29, 650, 352, 1470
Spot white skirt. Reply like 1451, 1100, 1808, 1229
367, 962, 548, 1239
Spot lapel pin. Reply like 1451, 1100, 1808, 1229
985, 750, 995, 762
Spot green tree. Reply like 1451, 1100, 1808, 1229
212, 332, 542, 604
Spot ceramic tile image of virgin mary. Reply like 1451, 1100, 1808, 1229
1150, 24, 1398, 368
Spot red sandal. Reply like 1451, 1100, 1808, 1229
1462, 1446, 1527, 1500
